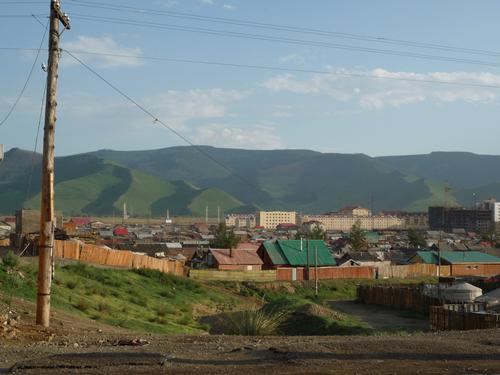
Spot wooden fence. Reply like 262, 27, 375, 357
430, 305, 500, 330
377, 264, 450, 279
54, 240, 184, 276
357, 284, 442, 314
189, 269, 277, 282
276, 266, 374, 281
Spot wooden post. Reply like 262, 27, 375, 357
36, 0, 70, 327
314, 245, 318, 297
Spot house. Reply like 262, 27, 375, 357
337, 251, 391, 269
209, 248, 263, 271
258, 240, 336, 269
113, 226, 129, 237
276, 223, 299, 232
410, 250, 500, 276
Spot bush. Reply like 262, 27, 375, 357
2, 251, 19, 269
226, 307, 285, 336
66, 280, 78, 290
75, 300, 90, 312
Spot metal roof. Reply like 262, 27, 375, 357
263, 240, 336, 267
415, 251, 500, 264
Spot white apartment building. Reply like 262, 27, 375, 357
257, 211, 297, 229
225, 214, 256, 229
302, 214, 404, 231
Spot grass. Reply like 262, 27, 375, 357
0, 259, 242, 334
0, 256, 436, 336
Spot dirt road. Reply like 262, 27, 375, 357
2, 299, 500, 374
328, 300, 429, 332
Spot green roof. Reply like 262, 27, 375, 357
416, 251, 500, 264
263, 241, 288, 265
263, 240, 336, 267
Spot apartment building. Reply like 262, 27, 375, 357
257, 211, 297, 229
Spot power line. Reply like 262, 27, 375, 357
62, 49, 263, 191
3, 47, 500, 90
68, 14, 500, 69
25, 82, 46, 203
0, 19, 48, 128
66, 0, 500, 58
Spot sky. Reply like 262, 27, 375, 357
1, 0, 500, 156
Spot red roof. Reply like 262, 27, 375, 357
113, 227, 129, 236
277, 223, 298, 228
237, 242, 259, 251
70, 217, 91, 226
210, 248, 263, 266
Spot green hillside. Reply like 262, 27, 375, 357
2, 146, 500, 215
0, 149, 247, 216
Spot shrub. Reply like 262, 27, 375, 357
66, 280, 78, 290
75, 300, 90, 312
2, 251, 19, 269
156, 304, 175, 317
97, 302, 110, 312
226, 307, 285, 336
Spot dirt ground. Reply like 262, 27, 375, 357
1, 299, 500, 374
329, 300, 429, 332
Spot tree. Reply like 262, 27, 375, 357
210, 223, 240, 250
348, 220, 366, 251
480, 226, 496, 243
295, 224, 326, 240
407, 229, 426, 248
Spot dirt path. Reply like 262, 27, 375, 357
2, 298, 500, 374
328, 300, 429, 332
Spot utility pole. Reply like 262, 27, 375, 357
314, 245, 318, 297
36, 0, 70, 327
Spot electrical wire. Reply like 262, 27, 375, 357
62, 49, 263, 191
25, 82, 46, 203
66, 0, 500, 58
68, 14, 500, 69
3, 47, 500, 90
0, 19, 48, 128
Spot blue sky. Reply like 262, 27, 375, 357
1, 0, 500, 156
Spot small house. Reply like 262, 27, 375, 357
257, 240, 336, 269
209, 248, 263, 271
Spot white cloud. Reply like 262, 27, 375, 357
62, 35, 142, 68
61, 88, 247, 133
223, 3, 235, 10
145, 88, 246, 129
261, 68, 500, 109
193, 123, 285, 149
200, 0, 215, 4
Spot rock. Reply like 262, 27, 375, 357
73, 343, 79, 348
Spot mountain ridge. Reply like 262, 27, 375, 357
1, 146, 499, 215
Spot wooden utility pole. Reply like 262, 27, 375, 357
314, 245, 318, 297
36, 0, 70, 327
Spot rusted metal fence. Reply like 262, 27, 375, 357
430, 304, 500, 330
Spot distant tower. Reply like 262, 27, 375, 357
165, 209, 172, 224
217, 205, 220, 223
0, 144, 3, 162
205, 206, 208, 223
123, 202, 128, 221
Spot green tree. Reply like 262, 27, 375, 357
295, 224, 326, 240
407, 229, 426, 248
480, 226, 496, 243
348, 220, 366, 251
210, 223, 240, 250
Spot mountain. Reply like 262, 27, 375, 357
1, 146, 500, 216
0, 148, 247, 216
377, 152, 500, 189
